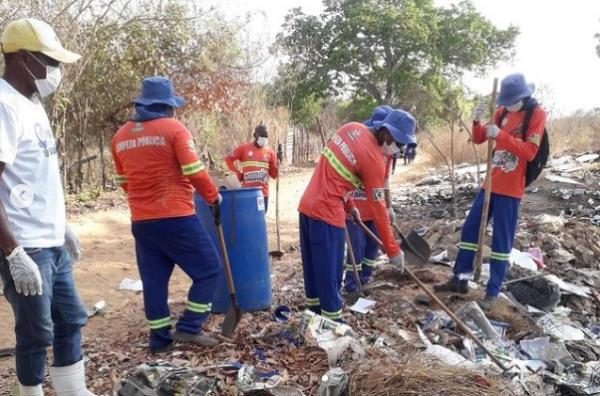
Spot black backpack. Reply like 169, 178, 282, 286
497, 98, 550, 187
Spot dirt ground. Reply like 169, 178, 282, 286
0, 165, 315, 391
0, 153, 581, 393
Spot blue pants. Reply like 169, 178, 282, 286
132, 215, 221, 350
344, 220, 380, 291
453, 190, 520, 297
0, 247, 87, 386
299, 213, 345, 321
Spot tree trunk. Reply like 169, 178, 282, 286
99, 130, 107, 190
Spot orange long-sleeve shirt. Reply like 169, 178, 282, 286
298, 122, 400, 257
111, 118, 218, 221
224, 142, 278, 197
472, 105, 546, 199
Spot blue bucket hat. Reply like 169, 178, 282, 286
364, 105, 393, 129
496, 73, 535, 106
379, 109, 416, 145
133, 76, 185, 108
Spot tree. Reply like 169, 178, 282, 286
277, 0, 519, 123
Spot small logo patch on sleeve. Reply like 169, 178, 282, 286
372, 188, 385, 201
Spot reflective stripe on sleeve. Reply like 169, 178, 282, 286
181, 160, 205, 176
322, 148, 362, 189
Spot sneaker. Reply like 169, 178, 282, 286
433, 278, 468, 294
478, 295, 497, 311
173, 331, 219, 347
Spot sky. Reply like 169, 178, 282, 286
208, 0, 600, 115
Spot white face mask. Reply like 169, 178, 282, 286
506, 100, 524, 113
257, 137, 268, 148
382, 142, 401, 156
25, 53, 62, 98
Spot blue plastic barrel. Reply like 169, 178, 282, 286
194, 188, 272, 313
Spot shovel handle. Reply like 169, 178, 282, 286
358, 219, 510, 371
344, 227, 364, 294
474, 78, 498, 281
216, 223, 237, 302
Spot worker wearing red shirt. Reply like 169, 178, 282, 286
344, 105, 392, 291
435, 73, 547, 310
112, 77, 222, 352
299, 109, 416, 321
225, 124, 278, 212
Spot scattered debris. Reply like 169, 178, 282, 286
118, 278, 143, 292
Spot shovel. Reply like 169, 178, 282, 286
344, 226, 369, 297
269, 143, 284, 260
392, 224, 431, 265
214, 208, 243, 337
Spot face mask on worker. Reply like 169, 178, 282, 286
506, 100, 524, 113
256, 137, 268, 148
25, 52, 62, 98
382, 142, 401, 156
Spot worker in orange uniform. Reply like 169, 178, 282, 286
225, 124, 278, 212
434, 73, 547, 311
111, 76, 222, 352
345, 105, 395, 291
298, 109, 416, 321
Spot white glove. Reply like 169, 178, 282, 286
389, 251, 405, 273
486, 124, 500, 139
387, 207, 397, 225
7, 246, 43, 296
215, 193, 223, 205
65, 225, 81, 262
472, 101, 487, 122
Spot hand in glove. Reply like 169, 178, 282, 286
472, 101, 487, 122
210, 194, 223, 225
486, 124, 500, 140
7, 246, 43, 296
387, 207, 397, 225
65, 225, 81, 262
351, 207, 361, 224
235, 171, 244, 182
389, 251, 405, 273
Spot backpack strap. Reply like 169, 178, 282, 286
521, 98, 538, 142
496, 108, 508, 127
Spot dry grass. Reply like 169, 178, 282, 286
349, 351, 512, 396
419, 110, 600, 168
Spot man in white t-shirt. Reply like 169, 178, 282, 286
0, 19, 95, 396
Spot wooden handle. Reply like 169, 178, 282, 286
216, 224, 236, 296
358, 218, 510, 371
474, 78, 498, 282
344, 227, 363, 293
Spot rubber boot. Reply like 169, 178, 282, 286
19, 383, 44, 396
49, 359, 96, 396
433, 277, 468, 294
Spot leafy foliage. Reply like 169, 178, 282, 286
276, 0, 519, 123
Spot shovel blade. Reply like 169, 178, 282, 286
269, 250, 285, 260
221, 303, 243, 337
398, 231, 431, 266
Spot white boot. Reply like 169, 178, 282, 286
18, 383, 44, 396
49, 359, 96, 396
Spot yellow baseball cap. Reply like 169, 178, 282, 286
1, 18, 80, 63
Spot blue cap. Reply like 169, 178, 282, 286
496, 73, 535, 106
133, 76, 185, 108
380, 109, 416, 145
364, 105, 393, 129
